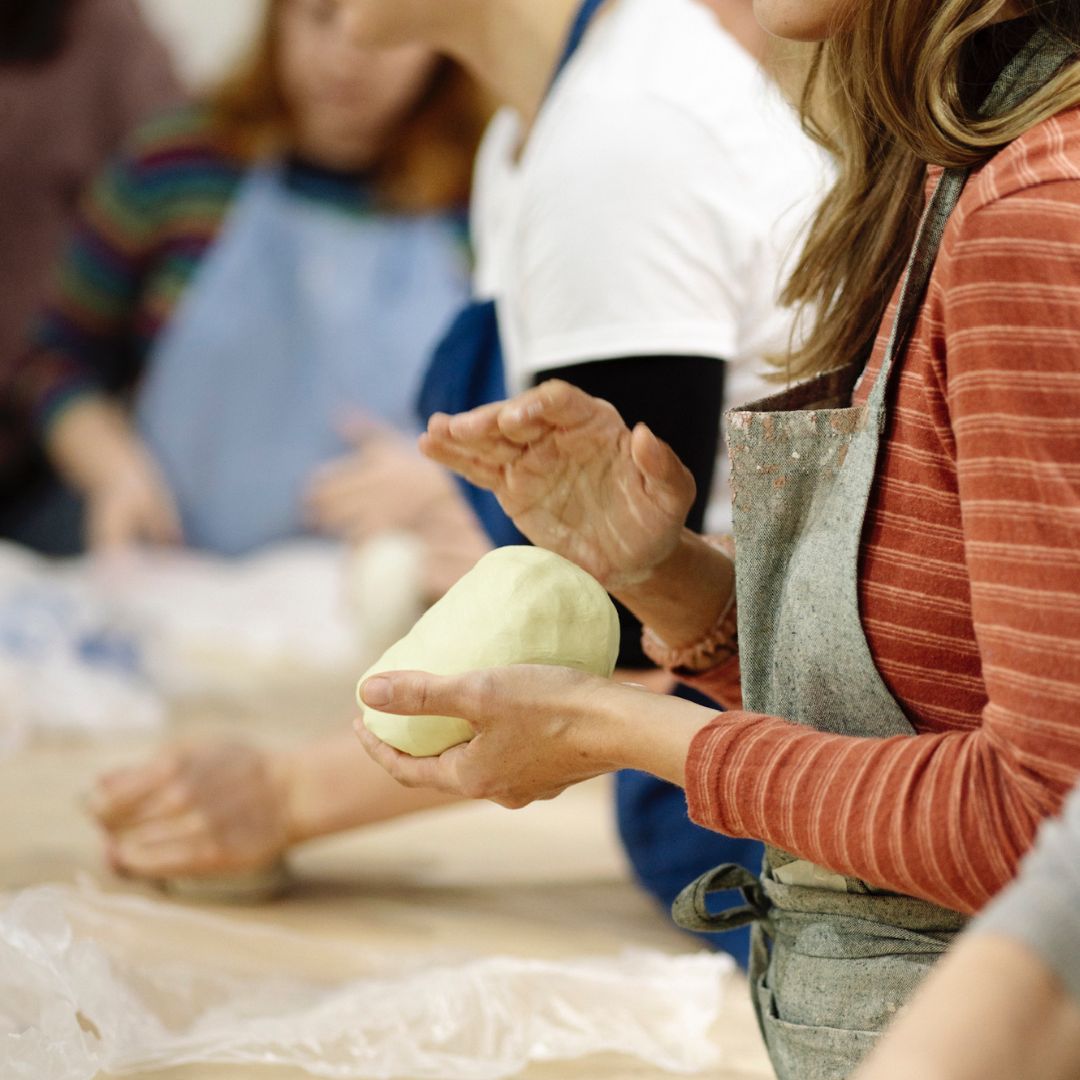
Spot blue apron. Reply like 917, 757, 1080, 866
416, 0, 607, 547
136, 165, 468, 555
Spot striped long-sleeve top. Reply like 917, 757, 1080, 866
676, 104, 1080, 916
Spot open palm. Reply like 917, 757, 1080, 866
421, 381, 696, 591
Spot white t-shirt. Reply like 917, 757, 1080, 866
472, 0, 830, 529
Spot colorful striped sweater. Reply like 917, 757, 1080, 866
10, 106, 397, 430
678, 104, 1080, 916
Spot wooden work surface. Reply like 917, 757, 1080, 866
0, 683, 774, 1080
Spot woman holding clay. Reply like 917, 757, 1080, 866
356, 1, 1080, 1076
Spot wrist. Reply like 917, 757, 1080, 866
613, 528, 698, 607
587, 681, 717, 788
573, 682, 637, 775
612, 530, 735, 652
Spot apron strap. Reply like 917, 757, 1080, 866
549, 0, 610, 91
865, 27, 1077, 414
671, 862, 770, 934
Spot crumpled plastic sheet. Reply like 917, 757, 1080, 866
0, 539, 384, 749
0, 883, 733, 1079
0, 545, 164, 751
86, 542, 369, 700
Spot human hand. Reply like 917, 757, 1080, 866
420, 381, 696, 591
88, 742, 293, 879
355, 664, 713, 808
85, 453, 183, 551
305, 422, 461, 544
355, 665, 621, 808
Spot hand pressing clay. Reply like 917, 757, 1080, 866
357, 546, 620, 756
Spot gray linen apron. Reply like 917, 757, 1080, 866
672, 29, 1076, 1080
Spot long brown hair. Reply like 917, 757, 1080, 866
779, 1, 1080, 382
208, 0, 491, 213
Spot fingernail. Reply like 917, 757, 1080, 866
361, 677, 392, 707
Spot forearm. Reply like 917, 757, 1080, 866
45, 396, 145, 494
592, 682, 719, 789
854, 935, 1080, 1080
684, 711, 1072, 913
280, 731, 464, 845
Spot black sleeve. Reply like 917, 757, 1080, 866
534, 355, 725, 669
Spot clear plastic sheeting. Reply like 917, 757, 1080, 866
0, 883, 732, 1080
108, 542, 368, 699
0, 539, 397, 747
0, 545, 163, 751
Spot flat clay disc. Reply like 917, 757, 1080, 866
162, 861, 291, 904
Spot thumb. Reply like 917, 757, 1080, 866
630, 423, 696, 508
358, 670, 494, 732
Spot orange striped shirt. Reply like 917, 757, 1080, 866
683, 105, 1080, 915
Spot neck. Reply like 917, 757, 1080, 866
697, 0, 768, 62
436, 0, 582, 123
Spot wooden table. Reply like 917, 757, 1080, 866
1, 684, 773, 1080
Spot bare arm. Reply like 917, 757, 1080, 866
854, 934, 1080, 1080
91, 730, 461, 879
612, 528, 734, 652
281, 730, 463, 844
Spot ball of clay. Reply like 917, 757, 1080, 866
357, 546, 620, 757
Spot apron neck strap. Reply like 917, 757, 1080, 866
865, 26, 1077, 412
547, 0, 609, 98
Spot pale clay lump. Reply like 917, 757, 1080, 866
357, 547, 621, 757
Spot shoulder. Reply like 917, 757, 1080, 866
535, 0, 826, 215
936, 106, 1080, 295
125, 105, 230, 162
86, 104, 245, 227
113, 104, 245, 189
928, 110, 1080, 380
572, 0, 753, 118
962, 104, 1080, 216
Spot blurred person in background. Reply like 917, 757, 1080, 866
88, 0, 826, 971
3, 0, 491, 596
0, 0, 180, 542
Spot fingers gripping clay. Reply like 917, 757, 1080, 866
357, 547, 620, 757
